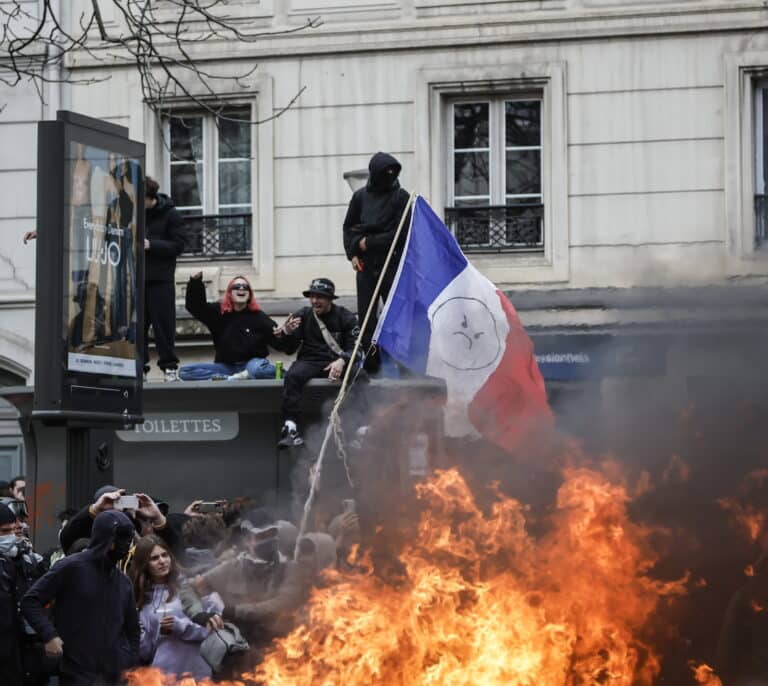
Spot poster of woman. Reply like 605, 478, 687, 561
66, 141, 141, 378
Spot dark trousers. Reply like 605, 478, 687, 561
356, 265, 395, 372
143, 280, 178, 371
281, 359, 330, 424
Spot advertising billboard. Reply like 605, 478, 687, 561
65, 141, 142, 379
33, 111, 145, 425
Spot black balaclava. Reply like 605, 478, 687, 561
90, 510, 135, 565
109, 524, 135, 563
367, 152, 402, 193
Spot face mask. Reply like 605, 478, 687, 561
109, 532, 134, 562
0, 534, 18, 557
255, 538, 279, 563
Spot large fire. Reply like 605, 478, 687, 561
255, 466, 686, 685
128, 465, 700, 686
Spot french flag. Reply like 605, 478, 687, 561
373, 196, 551, 450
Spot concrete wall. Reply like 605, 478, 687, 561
0, 0, 767, 379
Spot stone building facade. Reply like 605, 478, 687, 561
0, 0, 767, 469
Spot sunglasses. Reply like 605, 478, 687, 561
230, 284, 250, 292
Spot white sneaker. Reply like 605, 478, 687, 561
227, 370, 249, 381
164, 368, 179, 382
277, 420, 303, 449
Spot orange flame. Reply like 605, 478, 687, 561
689, 661, 723, 685
249, 467, 687, 685
718, 497, 766, 542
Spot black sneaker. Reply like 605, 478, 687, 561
277, 422, 304, 449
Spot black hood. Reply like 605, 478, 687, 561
88, 510, 134, 562
367, 152, 401, 192
147, 193, 174, 216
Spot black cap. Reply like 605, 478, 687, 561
0, 503, 15, 526
93, 485, 120, 501
302, 277, 337, 300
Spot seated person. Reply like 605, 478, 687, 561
274, 277, 360, 447
180, 273, 284, 381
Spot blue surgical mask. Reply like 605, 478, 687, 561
0, 533, 18, 557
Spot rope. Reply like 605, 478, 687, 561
293, 191, 417, 558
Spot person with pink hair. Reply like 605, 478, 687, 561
179, 272, 286, 381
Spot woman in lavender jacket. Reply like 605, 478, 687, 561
130, 534, 223, 680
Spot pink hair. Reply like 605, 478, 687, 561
220, 276, 260, 314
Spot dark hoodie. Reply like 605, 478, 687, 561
145, 193, 186, 282
21, 511, 139, 685
343, 152, 411, 270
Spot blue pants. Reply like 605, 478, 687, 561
178, 357, 275, 381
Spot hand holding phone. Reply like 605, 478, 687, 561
113, 494, 139, 511
196, 501, 225, 514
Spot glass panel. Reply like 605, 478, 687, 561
218, 111, 251, 159
455, 197, 490, 208
506, 150, 541, 195
218, 205, 251, 215
506, 101, 541, 147
454, 152, 489, 197
170, 116, 203, 162
219, 160, 251, 206
171, 162, 203, 207
454, 103, 489, 149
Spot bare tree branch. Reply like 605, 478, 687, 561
0, 0, 321, 128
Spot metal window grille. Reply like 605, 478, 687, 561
181, 213, 252, 260
444, 204, 544, 253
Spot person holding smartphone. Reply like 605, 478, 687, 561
131, 535, 223, 680
59, 486, 177, 556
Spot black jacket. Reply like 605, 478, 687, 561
145, 194, 186, 283
185, 277, 287, 364
279, 304, 359, 365
21, 511, 140, 684
60, 504, 178, 555
343, 152, 411, 269
0, 553, 23, 684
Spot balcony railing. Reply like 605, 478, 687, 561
181, 213, 252, 260
756, 195, 768, 248
444, 204, 544, 253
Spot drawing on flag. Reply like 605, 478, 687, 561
373, 196, 552, 449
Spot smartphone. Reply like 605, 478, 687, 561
197, 501, 224, 514
342, 499, 356, 515
113, 494, 139, 511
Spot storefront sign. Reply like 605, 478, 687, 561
533, 334, 666, 380
116, 412, 239, 442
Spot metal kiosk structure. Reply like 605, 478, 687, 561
33, 110, 145, 511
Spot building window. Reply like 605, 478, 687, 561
167, 108, 252, 259
756, 79, 768, 248
445, 96, 544, 253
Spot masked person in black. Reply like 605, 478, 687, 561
144, 176, 186, 382
0, 503, 24, 685
343, 152, 411, 373
0, 499, 50, 686
21, 510, 140, 686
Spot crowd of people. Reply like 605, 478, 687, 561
0, 483, 361, 685
0, 152, 412, 684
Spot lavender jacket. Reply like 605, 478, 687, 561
138, 584, 223, 679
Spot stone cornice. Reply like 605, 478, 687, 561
67, 2, 768, 70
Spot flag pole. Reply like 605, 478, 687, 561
294, 191, 417, 557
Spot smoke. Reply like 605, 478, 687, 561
276, 289, 768, 683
